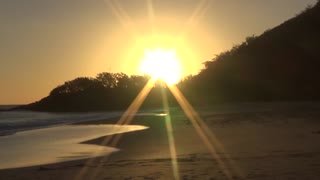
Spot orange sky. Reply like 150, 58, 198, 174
0, 0, 317, 104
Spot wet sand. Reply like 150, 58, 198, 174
1, 103, 320, 179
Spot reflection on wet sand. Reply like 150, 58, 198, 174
0, 124, 148, 169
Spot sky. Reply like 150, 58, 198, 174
0, 0, 317, 104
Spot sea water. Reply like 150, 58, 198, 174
0, 110, 125, 135
0, 110, 149, 169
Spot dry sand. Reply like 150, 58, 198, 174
1, 103, 320, 179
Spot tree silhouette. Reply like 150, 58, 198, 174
96, 72, 117, 88
17, 1, 320, 112
50, 77, 104, 96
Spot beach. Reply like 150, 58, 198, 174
1, 103, 320, 179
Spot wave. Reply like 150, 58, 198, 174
0, 111, 123, 135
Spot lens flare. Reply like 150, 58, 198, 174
74, 0, 243, 179
161, 87, 180, 180
74, 78, 156, 180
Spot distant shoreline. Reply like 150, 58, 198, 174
0, 105, 21, 110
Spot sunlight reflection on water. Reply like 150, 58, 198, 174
0, 124, 148, 169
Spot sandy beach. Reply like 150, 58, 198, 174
1, 103, 320, 179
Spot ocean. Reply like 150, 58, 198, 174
0, 108, 152, 169
0, 109, 123, 135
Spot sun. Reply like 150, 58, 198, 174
140, 49, 182, 85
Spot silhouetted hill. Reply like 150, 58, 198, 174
180, 2, 320, 103
18, 2, 320, 112
18, 74, 175, 112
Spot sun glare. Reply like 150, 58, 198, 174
140, 49, 181, 85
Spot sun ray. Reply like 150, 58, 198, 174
169, 0, 210, 49
161, 86, 180, 180
156, 0, 210, 71
70, 0, 243, 179
105, 78, 157, 147
73, 78, 157, 180
168, 85, 244, 179
185, 0, 210, 27
147, 0, 155, 36
103, 0, 138, 37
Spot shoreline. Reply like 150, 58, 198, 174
1, 103, 320, 179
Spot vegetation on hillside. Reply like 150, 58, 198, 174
21, 73, 174, 112
20, 2, 320, 112
180, 2, 320, 102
